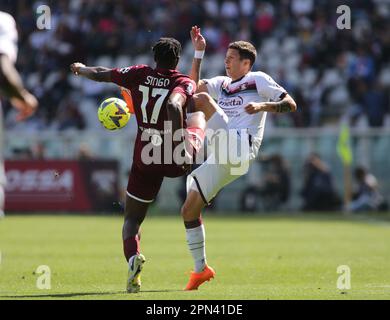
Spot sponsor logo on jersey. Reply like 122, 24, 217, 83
219, 96, 244, 108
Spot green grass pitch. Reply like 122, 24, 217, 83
0, 213, 389, 300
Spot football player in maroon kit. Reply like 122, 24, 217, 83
70, 37, 206, 293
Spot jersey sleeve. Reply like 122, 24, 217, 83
0, 13, 18, 63
110, 65, 147, 88
172, 78, 196, 100
203, 76, 227, 100
254, 72, 287, 102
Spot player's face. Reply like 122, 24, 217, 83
225, 49, 250, 81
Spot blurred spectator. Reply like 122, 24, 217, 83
291, 0, 314, 17
220, 0, 239, 20
349, 166, 388, 212
239, 0, 255, 18
78, 142, 94, 160
51, 97, 86, 131
300, 153, 341, 211
31, 142, 46, 159
349, 79, 389, 127
202, 20, 221, 53
241, 154, 290, 212
261, 155, 290, 206
360, 81, 389, 127
347, 47, 376, 83
254, 2, 275, 40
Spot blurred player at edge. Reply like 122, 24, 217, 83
0, 11, 38, 218
70, 37, 207, 293
180, 26, 297, 290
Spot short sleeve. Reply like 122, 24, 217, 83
254, 72, 287, 102
203, 76, 227, 100
0, 12, 18, 63
172, 78, 196, 99
110, 65, 147, 88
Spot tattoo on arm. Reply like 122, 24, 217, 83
275, 101, 293, 113
260, 94, 296, 113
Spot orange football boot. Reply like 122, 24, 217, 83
184, 265, 216, 290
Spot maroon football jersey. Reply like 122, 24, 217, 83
111, 65, 196, 177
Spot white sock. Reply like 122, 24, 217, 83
186, 224, 207, 273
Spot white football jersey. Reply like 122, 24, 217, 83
204, 71, 287, 139
0, 11, 18, 64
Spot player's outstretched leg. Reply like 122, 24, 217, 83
123, 195, 149, 293
181, 190, 215, 290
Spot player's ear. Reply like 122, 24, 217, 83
244, 59, 251, 70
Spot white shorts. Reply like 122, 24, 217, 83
187, 130, 262, 204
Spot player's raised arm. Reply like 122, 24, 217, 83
70, 62, 112, 82
189, 26, 208, 93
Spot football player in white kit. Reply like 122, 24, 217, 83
0, 11, 38, 218
182, 26, 297, 290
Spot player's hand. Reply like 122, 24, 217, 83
70, 62, 86, 76
190, 25, 206, 51
10, 91, 38, 121
245, 102, 266, 114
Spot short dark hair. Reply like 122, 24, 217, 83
152, 37, 182, 69
228, 41, 257, 67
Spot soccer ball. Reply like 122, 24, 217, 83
97, 97, 130, 130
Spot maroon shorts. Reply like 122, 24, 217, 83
126, 164, 164, 203
127, 126, 205, 203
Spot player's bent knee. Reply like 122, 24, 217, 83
193, 92, 217, 120
194, 92, 213, 107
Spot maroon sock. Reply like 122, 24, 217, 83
123, 235, 140, 262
